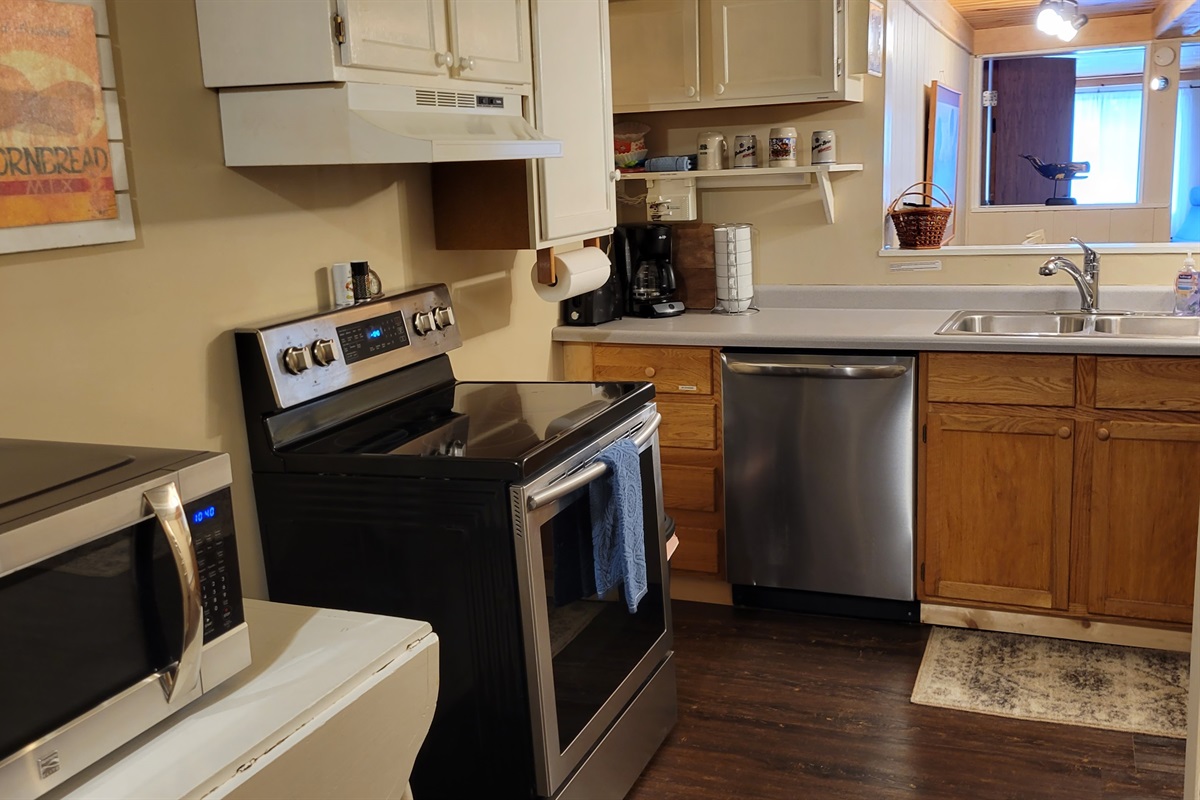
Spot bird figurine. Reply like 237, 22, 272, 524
1020, 154, 1090, 205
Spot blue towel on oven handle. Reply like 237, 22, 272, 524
588, 438, 647, 613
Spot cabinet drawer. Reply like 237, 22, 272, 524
1095, 357, 1200, 411
671, 525, 719, 574
593, 345, 713, 396
926, 353, 1075, 407
662, 464, 717, 512
658, 401, 717, 449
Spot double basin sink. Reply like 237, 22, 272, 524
936, 310, 1200, 338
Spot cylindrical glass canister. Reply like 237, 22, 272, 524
768, 127, 797, 167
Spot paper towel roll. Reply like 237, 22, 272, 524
531, 246, 611, 302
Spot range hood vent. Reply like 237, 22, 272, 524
414, 89, 479, 109
216, 82, 562, 167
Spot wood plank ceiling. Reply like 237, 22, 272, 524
946, 0, 1159, 29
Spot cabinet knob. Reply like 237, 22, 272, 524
1057, 426, 1071, 439
458, 55, 476, 71
435, 51, 452, 68
644, 367, 656, 378
715, 83, 725, 95
609, 170, 621, 182
1097, 427, 1111, 441
686, 85, 697, 98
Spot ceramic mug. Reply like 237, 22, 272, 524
697, 131, 727, 170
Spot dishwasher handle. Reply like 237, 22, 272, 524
724, 360, 910, 379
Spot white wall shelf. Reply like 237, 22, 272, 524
618, 164, 864, 224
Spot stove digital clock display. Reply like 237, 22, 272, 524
337, 312, 410, 364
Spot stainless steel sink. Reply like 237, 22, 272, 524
1092, 315, 1200, 336
936, 310, 1200, 338
940, 312, 1090, 335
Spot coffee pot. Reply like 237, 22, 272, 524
615, 224, 685, 318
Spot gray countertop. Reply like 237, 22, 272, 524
551, 285, 1200, 356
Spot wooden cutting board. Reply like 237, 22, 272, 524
671, 223, 715, 310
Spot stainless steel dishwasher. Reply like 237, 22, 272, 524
721, 352, 918, 621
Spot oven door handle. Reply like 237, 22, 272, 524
526, 413, 661, 512
145, 483, 204, 704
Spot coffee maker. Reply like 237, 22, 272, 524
613, 224, 685, 318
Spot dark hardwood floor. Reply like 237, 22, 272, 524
628, 601, 1186, 800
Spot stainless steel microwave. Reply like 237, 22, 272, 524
0, 440, 251, 799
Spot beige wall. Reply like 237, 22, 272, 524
1, 1, 1191, 599
617, 0, 1188, 287
0, 1, 559, 597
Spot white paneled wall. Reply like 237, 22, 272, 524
883, 0, 971, 243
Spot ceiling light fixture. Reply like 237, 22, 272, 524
1035, 0, 1089, 42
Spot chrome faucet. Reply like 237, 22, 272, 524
1038, 237, 1100, 313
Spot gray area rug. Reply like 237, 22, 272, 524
911, 627, 1190, 738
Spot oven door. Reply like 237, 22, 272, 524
512, 404, 672, 798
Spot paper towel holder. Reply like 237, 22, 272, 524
536, 238, 602, 285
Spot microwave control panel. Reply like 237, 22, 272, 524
185, 488, 244, 643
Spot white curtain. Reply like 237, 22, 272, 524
1172, 86, 1200, 237
1071, 88, 1143, 204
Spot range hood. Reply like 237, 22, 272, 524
216, 82, 562, 167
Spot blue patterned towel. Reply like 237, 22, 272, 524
645, 155, 693, 172
588, 439, 647, 612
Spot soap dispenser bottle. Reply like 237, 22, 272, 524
1174, 252, 1198, 315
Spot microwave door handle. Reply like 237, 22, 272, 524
144, 483, 204, 704
526, 413, 661, 511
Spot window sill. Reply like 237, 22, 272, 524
971, 203, 1170, 213
878, 243, 1199, 257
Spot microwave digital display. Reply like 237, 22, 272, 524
336, 312, 410, 364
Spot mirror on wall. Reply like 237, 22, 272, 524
954, 40, 1200, 246
979, 46, 1146, 209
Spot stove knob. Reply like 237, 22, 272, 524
412, 311, 436, 336
311, 338, 338, 366
282, 345, 313, 375
432, 306, 456, 330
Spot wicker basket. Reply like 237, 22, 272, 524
887, 182, 953, 249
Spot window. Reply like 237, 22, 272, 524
1172, 42, 1200, 242
1070, 84, 1142, 204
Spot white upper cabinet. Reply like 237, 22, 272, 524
533, 0, 615, 242
196, 0, 532, 91
447, 0, 533, 84
336, 0, 451, 76
611, 0, 865, 112
707, 0, 838, 103
609, 0, 700, 110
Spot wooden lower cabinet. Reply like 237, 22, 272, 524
924, 412, 1072, 610
562, 342, 725, 577
921, 353, 1200, 631
1089, 420, 1200, 624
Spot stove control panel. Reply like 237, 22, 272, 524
243, 283, 462, 410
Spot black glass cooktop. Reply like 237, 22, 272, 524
286, 380, 654, 481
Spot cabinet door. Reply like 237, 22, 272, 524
1089, 420, 1200, 624
610, 0, 701, 111
532, 0, 616, 243
706, 0, 838, 103
447, 0, 533, 85
337, 0, 451, 76
924, 412, 1073, 610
